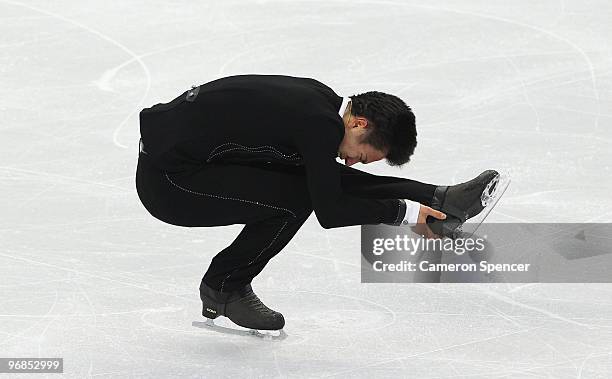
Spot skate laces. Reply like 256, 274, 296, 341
243, 292, 276, 315
448, 171, 498, 219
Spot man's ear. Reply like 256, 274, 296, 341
355, 116, 369, 129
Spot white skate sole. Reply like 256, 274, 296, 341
457, 172, 511, 238
192, 318, 287, 341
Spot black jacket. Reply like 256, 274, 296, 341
139, 74, 406, 228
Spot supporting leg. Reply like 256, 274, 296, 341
202, 207, 312, 292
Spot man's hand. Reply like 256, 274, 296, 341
411, 204, 446, 239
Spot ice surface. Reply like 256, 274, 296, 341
1, 0, 612, 377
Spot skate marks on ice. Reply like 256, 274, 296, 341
192, 319, 287, 341
1, 0, 153, 150
277, 288, 398, 349
190, 290, 396, 342
138, 305, 294, 341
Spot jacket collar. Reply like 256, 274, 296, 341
338, 96, 350, 118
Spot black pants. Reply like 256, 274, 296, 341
136, 151, 436, 292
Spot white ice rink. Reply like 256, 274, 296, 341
2, 0, 612, 377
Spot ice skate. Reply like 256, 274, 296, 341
193, 283, 287, 340
427, 170, 509, 238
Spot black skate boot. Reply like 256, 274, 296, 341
199, 282, 285, 331
427, 170, 499, 238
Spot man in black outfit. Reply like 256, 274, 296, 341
135, 74, 497, 331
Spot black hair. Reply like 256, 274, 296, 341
348, 91, 416, 167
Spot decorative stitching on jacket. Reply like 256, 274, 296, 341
209, 142, 299, 159
206, 143, 301, 162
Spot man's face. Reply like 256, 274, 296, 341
337, 117, 387, 166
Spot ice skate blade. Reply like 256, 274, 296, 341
192, 319, 288, 341
459, 173, 511, 238
481, 173, 501, 207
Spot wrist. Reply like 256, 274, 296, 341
401, 199, 420, 225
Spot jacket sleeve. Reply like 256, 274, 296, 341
294, 115, 406, 229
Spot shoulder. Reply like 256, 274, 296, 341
293, 112, 344, 155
